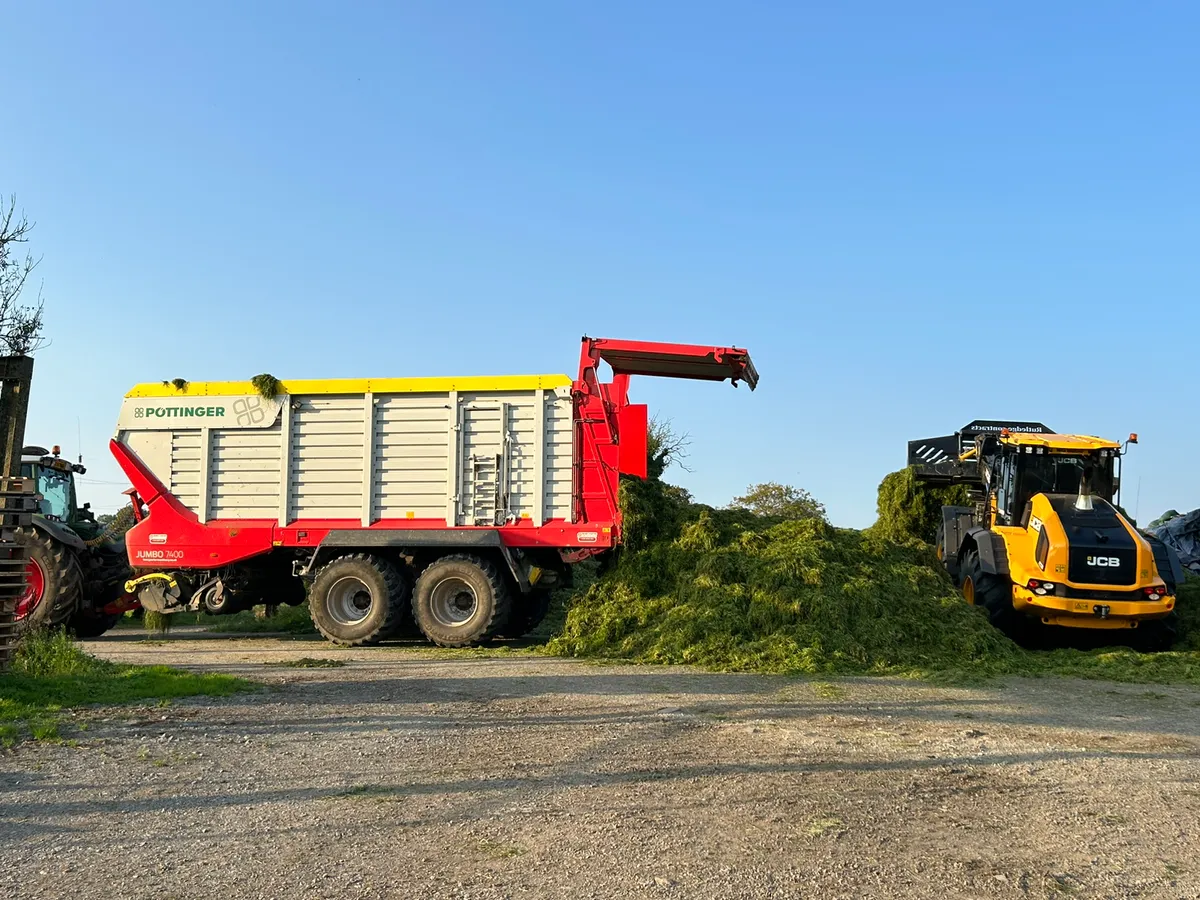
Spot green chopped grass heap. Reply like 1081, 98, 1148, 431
251, 373, 283, 399
871, 466, 971, 543
549, 474, 1200, 683
551, 476, 1017, 676
1176, 575, 1200, 651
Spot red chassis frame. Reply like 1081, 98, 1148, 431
110, 336, 757, 572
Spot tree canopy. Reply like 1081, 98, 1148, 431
730, 482, 827, 521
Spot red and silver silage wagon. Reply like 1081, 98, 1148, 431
110, 337, 757, 646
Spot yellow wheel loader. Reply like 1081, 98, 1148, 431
910, 420, 1184, 648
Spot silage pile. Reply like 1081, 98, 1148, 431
871, 466, 971, 544
549, 474, 1019, 676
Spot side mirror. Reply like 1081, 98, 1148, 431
83, 502, 91, 510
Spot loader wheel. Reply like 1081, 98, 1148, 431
309, 554, 407, 646
13, 528, 83, 634
961, 550, 1019, 634
412, 554, 511, 647
1134, 613, 1179, 652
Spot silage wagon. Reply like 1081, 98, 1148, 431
110, 337, 757, 646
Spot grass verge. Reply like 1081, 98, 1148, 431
0, 630, 255, 746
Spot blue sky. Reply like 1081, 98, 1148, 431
4, 1, 1197, 525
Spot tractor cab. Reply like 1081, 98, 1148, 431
19, 445, 98, 537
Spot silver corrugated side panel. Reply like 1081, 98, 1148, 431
115, 385, 575, 526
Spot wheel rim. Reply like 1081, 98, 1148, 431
15, 558, 46, 620
963, 576, 976, 606
326, 576, 374, 626
429, 577, 478, 628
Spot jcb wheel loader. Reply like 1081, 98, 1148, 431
910, 420, 1184, 648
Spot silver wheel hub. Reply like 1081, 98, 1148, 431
327, 575, 374, 626
430, 577, 478, 628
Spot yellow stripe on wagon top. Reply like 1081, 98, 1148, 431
126, 374, 573, 398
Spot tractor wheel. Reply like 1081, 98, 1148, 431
308, 554, 407, 646
13, 528, 83, 634
497, 589, 551, 639
961, 549, 1019, 634
68, 609, 123, 639
412, 554, 511, 648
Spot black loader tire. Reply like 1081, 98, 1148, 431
961, 549, 1019, 634
412, 554, 511, 647
68, 610, 123, 639
498, 589, 551, 639
309, 554, 407, 646
14, 527, 83, 634
1135, 613, 1179, 652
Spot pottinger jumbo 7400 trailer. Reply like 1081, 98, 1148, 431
110, 337, 757, 646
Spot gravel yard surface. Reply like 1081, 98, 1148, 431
2, 630, 1199, 899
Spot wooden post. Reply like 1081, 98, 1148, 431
0, 356, 33, 478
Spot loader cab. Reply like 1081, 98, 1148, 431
984, 436, 1118, 527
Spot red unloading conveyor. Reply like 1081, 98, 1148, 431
111, 336, 757, 570
572, 336, 757, 537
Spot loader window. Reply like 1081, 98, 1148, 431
995, 457, 1017, 524
1015, 452, 1115, 510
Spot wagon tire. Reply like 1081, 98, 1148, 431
412, 554, 511, 648
203, 589, 242, 616
308, 554, 407, 646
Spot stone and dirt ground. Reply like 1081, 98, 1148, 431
2, 629, 1199, 899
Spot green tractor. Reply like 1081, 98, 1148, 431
14, 445, 133, 637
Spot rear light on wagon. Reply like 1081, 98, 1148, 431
1027, 579, 1056, 596
1144, 585, 1167, 601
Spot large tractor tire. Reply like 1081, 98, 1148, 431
961, 549, 1020, 635
412, 554, 511, 647
13, 528, 83, 634
308, 554, 407, 646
